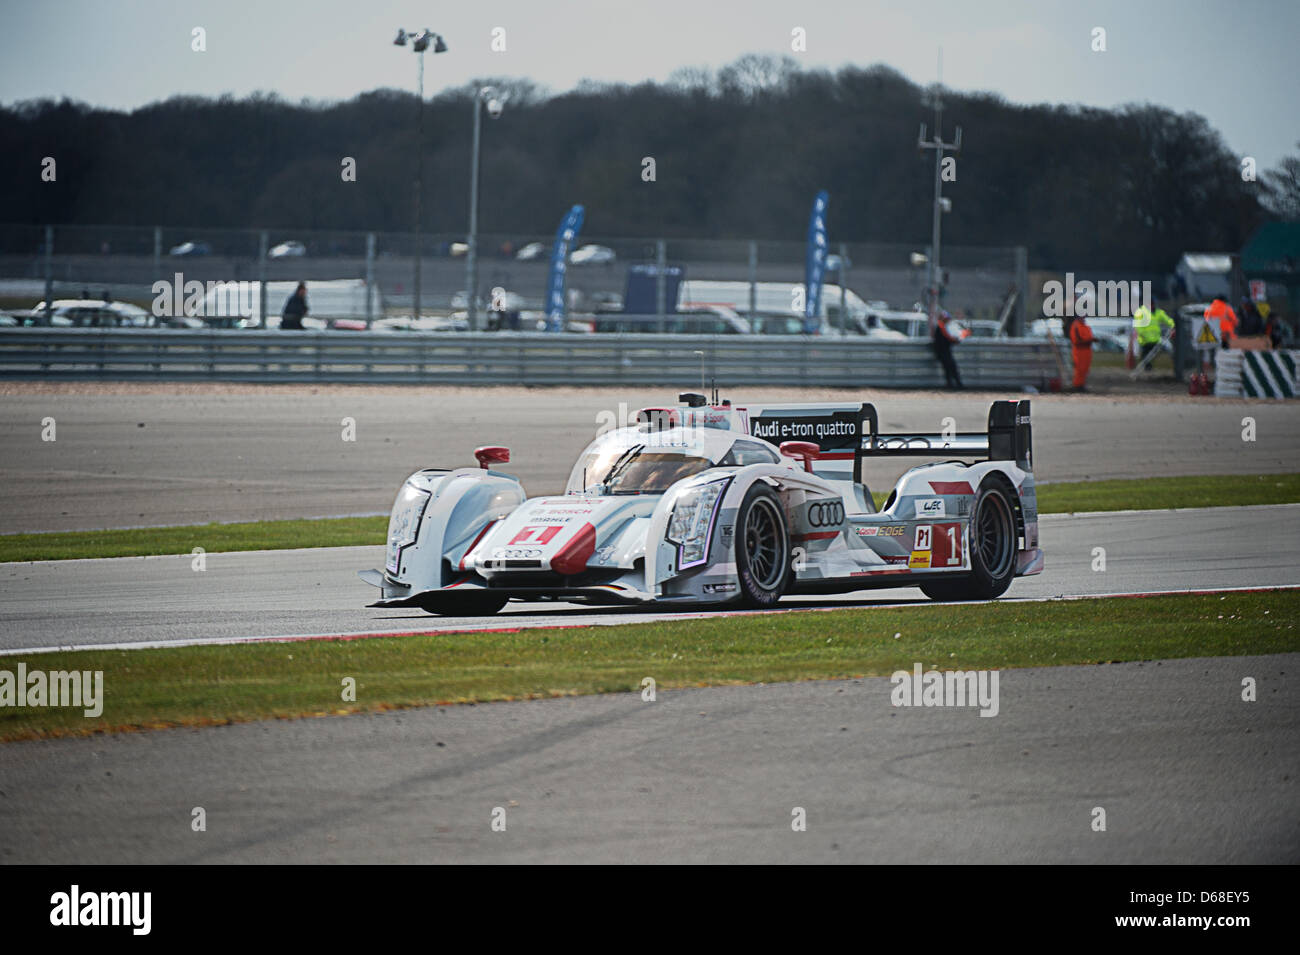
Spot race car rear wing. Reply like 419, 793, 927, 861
742, 399, 1033, 483
860, 400, 1032, 467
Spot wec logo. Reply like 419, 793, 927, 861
915, 497, 945, 518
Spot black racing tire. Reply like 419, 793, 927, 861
735, 484, 790, 608
418, 592, 509, 616
920, 477, 1018, 602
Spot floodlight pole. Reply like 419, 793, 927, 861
917, 66, 961, 335
414, 53, 424, 323
394, 28, 447, 324
466, 87, 501, 333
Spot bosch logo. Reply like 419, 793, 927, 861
807, 501, 845, 527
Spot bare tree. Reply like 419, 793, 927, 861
1262, 142, 1300, 221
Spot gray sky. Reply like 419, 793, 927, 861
2, 0, 1296, 168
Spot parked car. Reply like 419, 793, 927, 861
268, 240, 307, 259
570, 244, 616, 266
28, 299, 153, 327
450, 289, 529, 313
679, 280, 904, 338
594, 304, 751, 335
1028, 317, 1131, 352
515, 242, 547, 261
168, 240, 211, 257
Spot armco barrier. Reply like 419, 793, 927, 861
0, 328, 1068, 389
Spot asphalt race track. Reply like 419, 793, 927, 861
0, 653, 1294, 863
0, 509, 1296, 863
1, 505, 1297, 652
3, 388, 1298, 533
1, 391, 1297, 865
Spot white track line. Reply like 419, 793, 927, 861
2, 583, 1296, 657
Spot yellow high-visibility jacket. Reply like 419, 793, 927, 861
1133, 306, 1173, 345
1138, 308, 1174, 345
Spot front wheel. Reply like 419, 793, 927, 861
735, 484, 790, 607
418, 593, 509, 616
920, 478, 1018, 602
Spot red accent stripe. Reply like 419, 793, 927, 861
929, 481, 974, 495
793, 531, 840, 541
458, 520, 498, 571
550, 522, 597, 576
814, 451, 855, 460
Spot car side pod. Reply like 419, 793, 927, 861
474, 446, 510, 469
779, 440, 821, 474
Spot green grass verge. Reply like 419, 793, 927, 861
0, 516, 387, 563
2, 590, 1296, 741
2, 473, 1296, 564
1035, 472, 1300, 514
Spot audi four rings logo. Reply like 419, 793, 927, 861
807, 501, 845, 526
492, 547, 543, 559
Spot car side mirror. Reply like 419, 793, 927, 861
474, 446, 510, 469
779, 441, 821, 473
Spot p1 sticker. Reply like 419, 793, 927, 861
914, 524, 932, 551
915, 497, 945, 518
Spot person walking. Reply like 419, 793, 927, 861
1133, 303, 1175, 371
1069, 312, 1095, 391
281, 282, 308, 330
1204, 296, 1238, 348
932, 310, 965, 389
1238, 296, 1263, 336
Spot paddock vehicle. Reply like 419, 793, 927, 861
360, 396, 1042, 614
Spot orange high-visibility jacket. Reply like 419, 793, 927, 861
1204, 300, 1238, 340
1069, 318, 1094, 349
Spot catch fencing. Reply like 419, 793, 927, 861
0, 223, 1029, 334
0, 327, 1067, 389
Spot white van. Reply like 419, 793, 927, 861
677, 280, 905, 338
191, 280, 382, 329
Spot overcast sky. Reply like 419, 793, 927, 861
2, 0, 1296, 168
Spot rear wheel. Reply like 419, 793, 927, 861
920, 478, 1017, 601
735, 485, 790, 607
418, 593, 509, 616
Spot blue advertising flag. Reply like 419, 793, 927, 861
804, 190, 829, 334
545, 205, 585, 332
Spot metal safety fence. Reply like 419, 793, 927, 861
0, 223, 1029, 334
0, 327, 1067, 389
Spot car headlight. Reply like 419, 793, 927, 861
386, 483, 431, 573
666, 478, 729, 569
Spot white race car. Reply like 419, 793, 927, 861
360, 395, 1043, 614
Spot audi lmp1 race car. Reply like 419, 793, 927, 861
359, 395, 1043, 614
